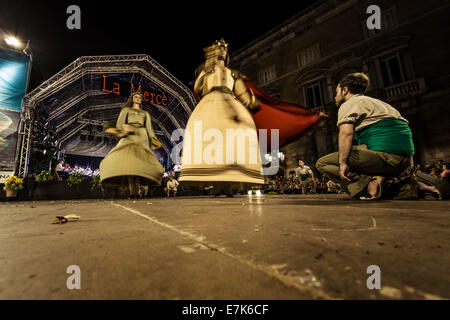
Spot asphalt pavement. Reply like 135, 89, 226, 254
0, 194, 448, 300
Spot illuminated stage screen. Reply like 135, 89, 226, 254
0, 48, 31, 181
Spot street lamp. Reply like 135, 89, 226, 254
4, 36, 21, 48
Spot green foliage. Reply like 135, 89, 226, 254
3, 176, 24, 191
67, 172, 85, 188
90, 175, 104, 194
35, 170, 53, 183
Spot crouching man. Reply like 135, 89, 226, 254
316, 73, 415, 200
165, 175, 179, 198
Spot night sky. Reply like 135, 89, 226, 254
2, 0, 319, 90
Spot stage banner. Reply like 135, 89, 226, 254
0, 47, 31, 178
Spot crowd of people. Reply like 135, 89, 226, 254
263, 160, 342, 195
49, 157, 449, 199
415, 160, 450, 181
263, 159, 450, 196
264, 173, 341, 195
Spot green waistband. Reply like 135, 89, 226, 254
355, 118, 415, 156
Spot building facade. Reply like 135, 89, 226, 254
231, 0, 450, 175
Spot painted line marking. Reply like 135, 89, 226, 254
110, 201, 334, 299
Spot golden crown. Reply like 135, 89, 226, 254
214, 38, 228, 49
203, 38, 229, 53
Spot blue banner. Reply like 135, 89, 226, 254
0, 47, 31, 174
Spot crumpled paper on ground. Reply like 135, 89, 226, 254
52, 215, 81, 224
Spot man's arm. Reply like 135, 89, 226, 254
307, 167, 314, 179
338, 123, 355, 182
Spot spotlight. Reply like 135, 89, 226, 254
256, 190, 262, 196
248, 190, 252, 195
5, 36, 20, 47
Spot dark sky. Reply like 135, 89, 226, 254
2, 0, 319, 90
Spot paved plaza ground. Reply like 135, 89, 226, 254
0, 194, 448, 300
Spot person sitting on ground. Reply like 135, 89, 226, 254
165, 175, 179, 198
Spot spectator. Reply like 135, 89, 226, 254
165, 175, 179, 198
431, 167, 440, 178
440, 163, 449, 181
295, 160, 316, 194
435, 160, 444, 171
173, 163, 181, 179
326, 179, 339, 193
55, 160, 67, 181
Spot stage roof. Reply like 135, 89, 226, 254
21, 54, 196, 160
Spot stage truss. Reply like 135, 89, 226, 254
16, 54, 196, 177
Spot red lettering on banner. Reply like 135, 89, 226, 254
101, 75, 168, 106
130, 83, 142, 95
113, 83, 120, 95
102, 75, 112, 93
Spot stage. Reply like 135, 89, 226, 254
0, 194, 448, 300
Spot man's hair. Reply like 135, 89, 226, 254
339, 73, 370, 94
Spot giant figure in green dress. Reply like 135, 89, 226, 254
100, 92, 164, 198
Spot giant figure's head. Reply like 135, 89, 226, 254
121, 91, 144, 109
203, 38, 229, 66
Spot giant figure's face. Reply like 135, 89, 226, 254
215, 46, 227, 61
132, 94, 143, 105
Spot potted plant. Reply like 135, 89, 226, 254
35, 170, 53, 183
3, 175, 24, 198
67, 172, 85, 188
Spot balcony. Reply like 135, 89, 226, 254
384, 77, 427, 101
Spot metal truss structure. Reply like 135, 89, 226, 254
15, 54, 196, 177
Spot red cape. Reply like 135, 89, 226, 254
243, 79, 325, 148
193, 80, 326, 149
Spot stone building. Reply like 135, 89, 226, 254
230, 0, 450, 175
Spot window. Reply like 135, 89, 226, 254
379, 54, 405, 87
297, 45, 320, 69
302, 82, 323, 109
259, 65, 276, 84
